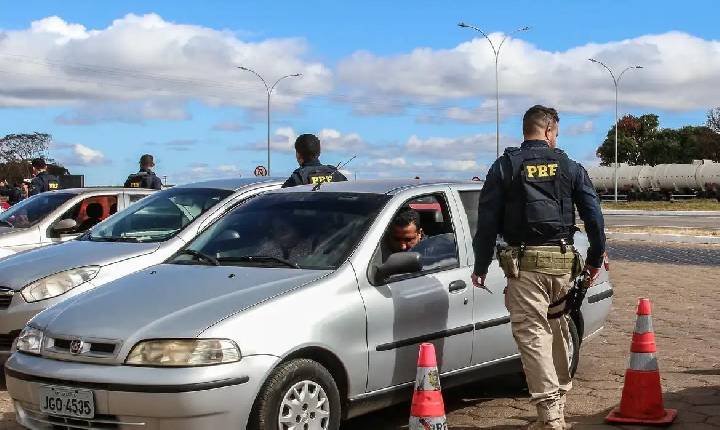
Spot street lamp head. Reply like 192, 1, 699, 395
458, 22, 469, 28
238, 66, 249, 71
634, 65, 644, 69
588, 58, 599, 63
291, 73, 302, 77
519, 26, 531, 31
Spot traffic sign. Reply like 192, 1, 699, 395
254, 165, 268, 177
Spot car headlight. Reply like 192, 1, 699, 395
21, 266, 100, 303
125, 339, 241, 367
15, 326, 44, 355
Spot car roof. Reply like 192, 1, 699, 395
271, 178, 479, 195
43, 187, 153, 195
173, 177, 283, 191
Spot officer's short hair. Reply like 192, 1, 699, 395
295, 134, 321, 160
31, 158, 47, 169
139, 154, 155, 167
523, 105, 560, 135
391, 208, 421, 230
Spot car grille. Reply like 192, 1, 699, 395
0, 330, 20, 351
0, 287, 14, 309
20, 405, 145, 429
43, 335, 121, 362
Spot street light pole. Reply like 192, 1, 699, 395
588, 59, 643, 202
238, 67, 302, 176
458, 22, 530, 159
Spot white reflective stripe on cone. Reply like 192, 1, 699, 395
415, 367, 442, 391
629, 352, 659, 371
410, 416, 448, 430
634, 315, 654, 334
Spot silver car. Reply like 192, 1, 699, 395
0, 178, 281, 361
5, 179, 613, 429
0, 188, 155, 258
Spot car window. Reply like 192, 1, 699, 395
171, 192, 391, 270
85, 187, 233, 243
458, 190, 481, 237
373, 192, 460, 283
128, 193, 148, 203
56, 195, 119, 234
0, 192, 75, 229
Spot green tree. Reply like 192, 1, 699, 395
707, 107, 720, 133
0, 132, 60, 183
596, 114, 720, 165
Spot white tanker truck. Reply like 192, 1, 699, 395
586, 160, 720, 201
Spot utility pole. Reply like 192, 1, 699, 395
238, 67, 302, 175
458, 22, 530, 158
588, 59, 643, 202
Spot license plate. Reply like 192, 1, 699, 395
39, 386, 95, 419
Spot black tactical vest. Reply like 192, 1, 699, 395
501, 146, 575, 245
294, 164, 345, 186
125, 172, 154, 189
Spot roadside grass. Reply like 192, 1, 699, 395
602, 199, 720, 211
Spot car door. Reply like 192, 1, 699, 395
357, 189, 474, 391
451, 185, 518, 365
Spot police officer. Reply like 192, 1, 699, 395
282, 134, 348, 188
28, 158, 60, 196
125, 154, 163, 190
471, 105, 606, 430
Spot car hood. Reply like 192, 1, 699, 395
34, 264, 330, 342
0, 240, 160, 290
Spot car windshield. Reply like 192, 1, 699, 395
0, 193, 75, 229
84, 187, 233, 243
170, 192, 391, 270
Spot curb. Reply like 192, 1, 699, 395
603, 210, 720, 217
606, 231, 720, 244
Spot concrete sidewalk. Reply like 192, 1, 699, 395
603, 209, 720, 217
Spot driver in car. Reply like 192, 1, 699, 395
382, 208, 425, 263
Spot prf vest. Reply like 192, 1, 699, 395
294, 164, 344, 186
501, 146, 575, 246
125, 172, 155, 189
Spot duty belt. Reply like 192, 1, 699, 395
517, 246, 576, 272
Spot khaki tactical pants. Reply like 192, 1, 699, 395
505, 271, 573, 423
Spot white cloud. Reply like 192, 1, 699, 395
55, 100, 191, 125
0, 14, 332, 114
236, 127, 366, 155
176, 162, 243, 184
405, 133, 498, 158
53, 143, 107, 166
565, 120, 595, 136
337, 31, 720, 114
211, 120, 251, 132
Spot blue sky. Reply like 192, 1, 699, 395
0, 0, 718, 185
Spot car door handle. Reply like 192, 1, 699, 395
448, 280, 467, 293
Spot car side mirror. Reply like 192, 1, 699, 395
375, 252, 422, 284
53, 218, 77, 233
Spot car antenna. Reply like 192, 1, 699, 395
313, 155, 357, 191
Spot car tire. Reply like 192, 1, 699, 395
248, 358, 342, 430
568, 317, 581, 377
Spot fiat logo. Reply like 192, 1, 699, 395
69, 339, 85, 355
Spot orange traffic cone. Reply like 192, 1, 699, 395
409, 343, 448, 430
606, 298, 677, 425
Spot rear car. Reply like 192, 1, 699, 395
5, 179, 613, 429
0, 188, 154, 258
0, 178, 281, 361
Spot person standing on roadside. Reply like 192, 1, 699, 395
471, 105, 606, 429
28, 158, 60, 196
125, 154, 163, 190
282, 134, 347, 188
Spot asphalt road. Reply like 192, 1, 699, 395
602, 213, 720, 230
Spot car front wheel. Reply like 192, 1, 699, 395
248, 358, 341, 430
